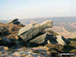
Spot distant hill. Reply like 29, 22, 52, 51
19, 17, 76, 24
1, 17, 76, 24
0, 20, 9, 24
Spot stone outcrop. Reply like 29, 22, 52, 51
0, 26, 9, 35
0, 19, 70, 47
18, 20, 69, 45
56, 35, 70, 45
0, 21, 24, 46
8, 18, 20, 25
18, 20, 53, 42
0, 19, 76, 57
29, 33, 47, 44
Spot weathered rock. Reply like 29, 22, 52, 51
29, 32, 69, 45
13, 52, 21, 56
45, 43, 64, 54
18, 20, 53, 42
29, 33, 60, 45
44, 30, 70, 45
56, 35, 70, 45
8, 18, 20, 25
46, 34, 70, 45
0, 26, 9, 35
0, 36, 16, 46
29, 34, 47, 44
3, 47, 9, 51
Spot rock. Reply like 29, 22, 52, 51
3, 47, 9, 51
0, 19, 75, 57
13, 52, 21, 56
29, 34, 47, 44
46, 51, 51, 55
14, 35, 19, 40
18, 23, 35, 36
18, 20, 53, 42
37, 56, 42, 57
69, 41, 76, 47
0, 36, 12, 46
26, 54, 34, 57
45, 43, 64, 53
44, 31, 69, 45
8, 18, 20, 25
0, 26, 9, 35
56, 35, 70, 45
56, 35, 65, 45
28, 32, 66, 46
70, 49, 76, 52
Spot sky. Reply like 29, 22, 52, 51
0, 0, 76, 20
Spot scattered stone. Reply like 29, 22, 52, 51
26, 54, 34, 57
46, 51, 51, 55
14, 35, 19, 40
37, 56, 42, 57
30, 34, 47, 44
45, 43, 64, 53
0, 26, 9, 35
3, 47, 9, 51
70, 49, 76, 52
13, 52, 20, 56
69, 41, 76, 47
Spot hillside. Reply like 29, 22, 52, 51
0, 19, 76, 57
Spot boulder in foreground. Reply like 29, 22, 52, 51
18, 20, 53, 42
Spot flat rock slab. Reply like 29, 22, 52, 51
29, 34, 47, 44
56, 35, 70, 45
18, 20, 53, 42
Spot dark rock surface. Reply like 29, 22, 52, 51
8, 18, 20, 25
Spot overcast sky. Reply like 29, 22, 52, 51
0, 0, 76, 20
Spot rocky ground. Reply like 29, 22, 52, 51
0, 19, 76, 57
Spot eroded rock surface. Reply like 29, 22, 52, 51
18, 20, 53, 42
18, 20, 69, 46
